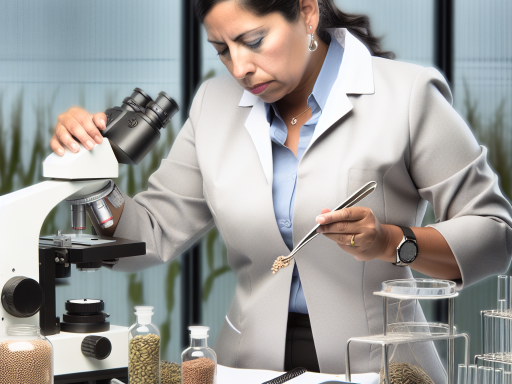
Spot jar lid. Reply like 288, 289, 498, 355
6, 324, 40, 336
189, 326, 210, 338
134, 306, 154, 325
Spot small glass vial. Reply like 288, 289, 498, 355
128, 306, 161, 384
181, 326, 217, 384
0, 324, 53, 384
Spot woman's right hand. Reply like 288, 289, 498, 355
50, 107, 108, 156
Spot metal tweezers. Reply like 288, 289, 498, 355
277, 180, 377, 266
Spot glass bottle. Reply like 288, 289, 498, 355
128, 306, 161, 384
181, 326, 217, 384
0, 324, 53, 384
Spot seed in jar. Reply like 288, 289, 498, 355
161, 360, 181, 384
182, 357, 215, 384
129, 333, 160, 384
379, 362, 435, 384
0, 339, 52, 384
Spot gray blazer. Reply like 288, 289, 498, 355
112, 29, 512, 375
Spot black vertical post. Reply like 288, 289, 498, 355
181, 0, 203, 349
181, 245, 203, 348
434, 0, 454, 85
182, 0, 202, 122
433, 0, 454, 325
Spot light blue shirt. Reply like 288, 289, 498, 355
265, 37, 344, 314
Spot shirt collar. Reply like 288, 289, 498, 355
309, 35, 344, 112
266, 37, 343, 147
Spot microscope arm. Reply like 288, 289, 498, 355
0, 179, 109, 333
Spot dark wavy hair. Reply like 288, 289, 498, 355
195, 0, 395, 59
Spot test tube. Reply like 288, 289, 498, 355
485, 367, 495, 384
459, 364, 468, 384
496, 276, 510, 360
503, 371, 512, 384
505, 315, 511, 358
499, 312, 507, 358
496, 368, 503, 384
479, 366, 488, 384
509, 276, 512, 312
498, 275, 509, 310
468, 365, 478, 384
485, 312, 496, 355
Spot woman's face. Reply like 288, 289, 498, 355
203, 1, 313, 103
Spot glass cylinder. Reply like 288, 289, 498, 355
503, 371, 512, 384
498, 275, 509, 311
128, 306, 161, 383
484, 367, 494, 384
509, 276, 512, 311
458, 364, 467, 384
0, 324, 53, 384
181, 326, 217, 384
495, 368, 503, 384
484, 312, 496, 356
478, 366, 488, 384
468, 365, 478, 384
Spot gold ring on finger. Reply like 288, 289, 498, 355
350, 234, 356, 247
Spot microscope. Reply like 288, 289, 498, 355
0, 89, 178, 383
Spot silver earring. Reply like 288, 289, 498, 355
309, 32, 318, 52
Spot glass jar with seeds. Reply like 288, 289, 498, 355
0, 324, 53, 384
346, 279, 470, 384
181, 326, 217, 384
128, 306, 161, 384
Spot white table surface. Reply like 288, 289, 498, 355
217, 365, 379, 384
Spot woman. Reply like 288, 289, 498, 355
50, 0, 512, 376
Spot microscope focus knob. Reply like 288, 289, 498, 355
81, 335, 112, 360
1, 276, 43, 318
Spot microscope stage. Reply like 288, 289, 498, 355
39, 235, 145, 262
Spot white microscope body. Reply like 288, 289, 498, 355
0, 140, 130, 378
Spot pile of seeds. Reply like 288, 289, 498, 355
0, 339, 52, 384
379, 362, 435, 384
129, 333, 160, 383
272, 255, 290, 274
182, 357, 215, 384
161, 360, 181, 384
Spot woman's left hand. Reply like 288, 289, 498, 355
316, 206, 397, 262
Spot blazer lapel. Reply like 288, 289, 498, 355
239, 93, 273, 185
309, 29, 375, 148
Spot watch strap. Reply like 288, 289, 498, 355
398, 225, 416, 240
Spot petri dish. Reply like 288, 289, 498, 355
381, 278, 456, 297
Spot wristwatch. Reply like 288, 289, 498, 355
393, 226, 418, 266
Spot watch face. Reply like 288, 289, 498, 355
399, 240, 418, 262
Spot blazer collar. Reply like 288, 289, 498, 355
239, 29, 374, 184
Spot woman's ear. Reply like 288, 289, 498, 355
299, 0, 320, 33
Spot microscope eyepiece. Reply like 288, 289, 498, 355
102, 88, 179, 165
145, 93, 179, 128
